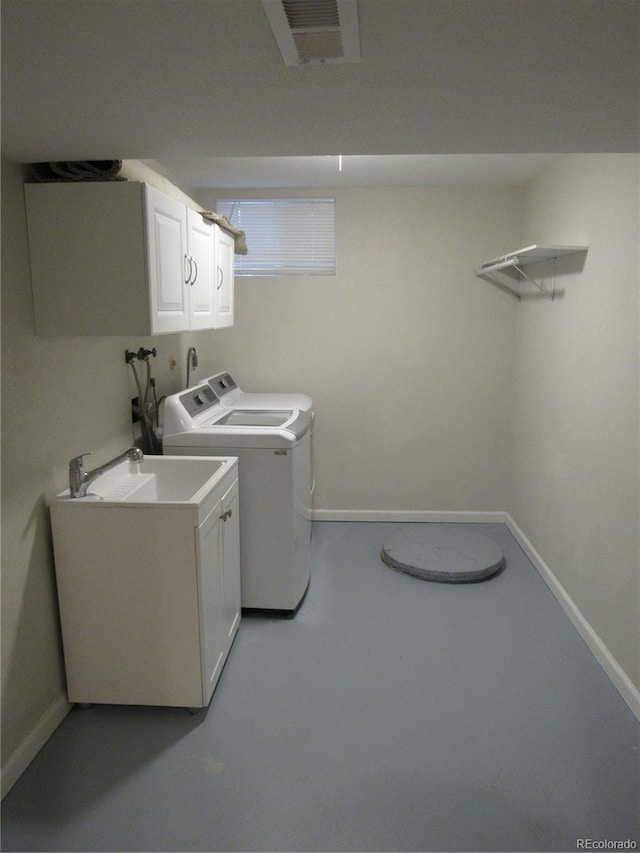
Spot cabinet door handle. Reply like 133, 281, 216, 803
217, 266, 224, 291
190, 258, 198, 286
219, 508, 232, 521
184, 254, 192, 285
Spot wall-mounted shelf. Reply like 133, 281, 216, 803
476, 244, 588, 300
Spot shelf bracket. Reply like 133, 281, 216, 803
475, 258, 521, 299
476, 255, 559, 301
511, 258, 557, 300
476, 271, 521, 300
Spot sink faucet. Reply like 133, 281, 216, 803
69, 447, 144, 498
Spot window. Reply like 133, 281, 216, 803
216, 198, 335, 277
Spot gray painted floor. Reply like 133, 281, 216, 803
2, 522, 639, 852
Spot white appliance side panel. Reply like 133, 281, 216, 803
227, 448, 294, 610
50, 503, 204, 707
292, 435, 313, 588
294, 427, 313, 521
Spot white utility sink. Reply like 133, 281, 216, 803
49, 453, 241, 709
64, 455, 234, 506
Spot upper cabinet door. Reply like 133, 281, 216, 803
214, 226, 235, 329
144, 185, 189, 335
187, 209, 216, 331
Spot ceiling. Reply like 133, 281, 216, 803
2, 1, 638, 191
145, 153, 565, 189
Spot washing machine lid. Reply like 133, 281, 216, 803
201, 407, 310, 442
214, 409, 295, 427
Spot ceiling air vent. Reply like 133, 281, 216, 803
262, 0, 361, 66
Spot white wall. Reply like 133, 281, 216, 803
0, 160, 196, 795
196, 185, 522, 513
512, 154, 640, 689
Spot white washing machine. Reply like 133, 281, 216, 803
162, 383, 312, 615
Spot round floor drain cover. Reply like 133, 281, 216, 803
381, 527, 505, 583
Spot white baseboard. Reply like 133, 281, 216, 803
505, 514, 640, 722
312, 509, 507, 523
1, 693, 71, 799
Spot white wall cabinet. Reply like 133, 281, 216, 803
49, 465, 241, 709
24, 181, 235, 336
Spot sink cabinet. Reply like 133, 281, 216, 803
24, 181, 234, 336
50, 460, 241, 709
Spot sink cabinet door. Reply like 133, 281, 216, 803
197, 504, 227, 705
196, 477, 241, 705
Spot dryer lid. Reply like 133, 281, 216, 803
214, 409, 294, 427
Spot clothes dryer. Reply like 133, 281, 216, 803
162, 383, 311, 614
207, 371, 313, 414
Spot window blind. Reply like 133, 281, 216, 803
216, 198, 335, 276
